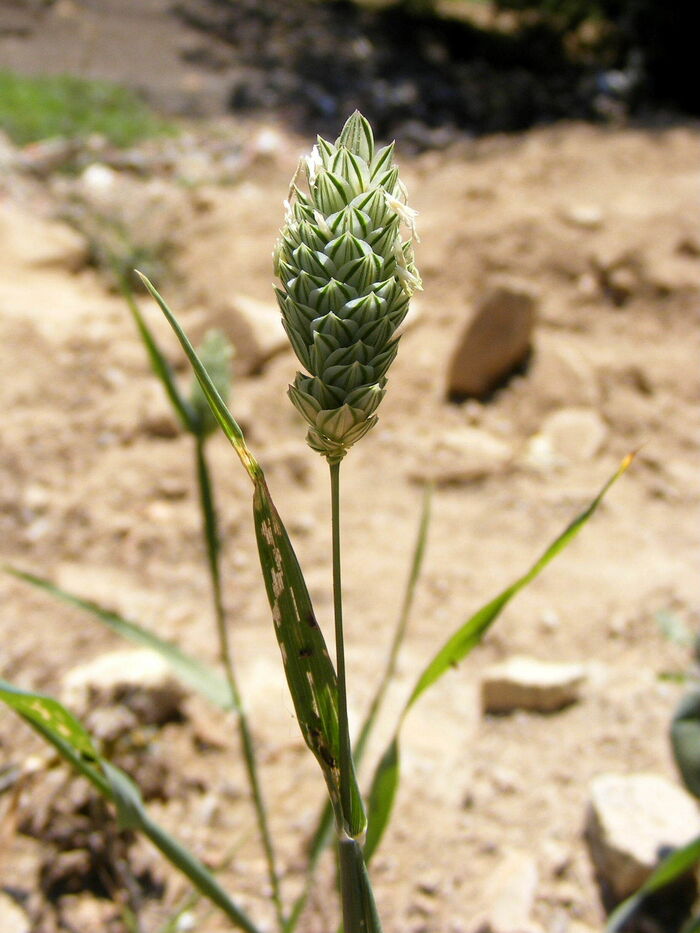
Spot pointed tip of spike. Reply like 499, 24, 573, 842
337, 111, 374, 162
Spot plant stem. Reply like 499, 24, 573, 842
330, 460, 373, 933
195, 436, 285, 932
329, 460, 354, 829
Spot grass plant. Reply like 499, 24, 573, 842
1, 112, 631, 933
0, 71, 173, 147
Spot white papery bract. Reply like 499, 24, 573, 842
274, 111, 421, 463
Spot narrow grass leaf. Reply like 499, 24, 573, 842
136, 273, 260, 482
605, 834, 700, 932
0, 679, 264, 933
253, 479, 366, 837
363, 739, 399, 861
364, 456, 633, 862
142, 275, 367, 833
122, 283, 195, 432
0, 678, 101, 766
682, 916, 700, 933
407, 456, 633, 711
3, 565, 231, 709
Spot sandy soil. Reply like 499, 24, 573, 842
1, 98, 699, 933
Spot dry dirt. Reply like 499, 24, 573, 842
1, 114, 699, 933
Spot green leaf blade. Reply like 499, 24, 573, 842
252, 477, 366, 838
363, 738, 399, 864
0, 679, 263, 933
3, 566, 232, 709
407, 455, 633, 712
605, 834, 700, 932
136, 273, 260, 482
122, 284, 195, 433
365, 457, 633, 861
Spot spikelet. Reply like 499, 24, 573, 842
274, 111, 421, 463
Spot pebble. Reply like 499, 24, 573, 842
447, 278, 538, 400
223, 294, 289, 374
412, 426, 512, 485
559, 204, 604, 230
472, 851, 541, 933
0, 893, 30, 933
585, 772, 700, 900
481, 656, 587, 714
522, 408, 607, 470
0, 201, 88, 273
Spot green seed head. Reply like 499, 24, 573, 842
275, 111, 421, 463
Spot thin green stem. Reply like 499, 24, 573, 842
329, 460, 354, 830
195, 436, 285, 932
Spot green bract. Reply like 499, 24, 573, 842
275, 111, 421, 463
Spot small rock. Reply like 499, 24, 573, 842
57, 893, 121, 930
585, 772, 700, 900
526, 339, 601, 410
0, 892, 30, 933
140, 410, 181, 438
606, 265, 638, 304
223, 294, 289, 374
0, 202, 88, 273
481, 656, 587, 714
473, 852, 540, 933
447, 278, 538, 400
412, 427, 512, 485
523, 408, 607, 470
61, 648, 186, 730
559, 204, 604, 230
541, 840, 572, 878
18, 136, 80, 174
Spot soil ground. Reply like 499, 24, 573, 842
1, 3, 699, 933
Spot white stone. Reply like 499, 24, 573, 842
413, 427, 512, 484
524, 407, 607, 469
0, 202, 88, 273
586, 772, 700, 899
559, 204, 604, 230
224, 294, 289, 374
0, 892, 30, 933
61, 648, 186, 731
473, 852, 541, 933
481, 656, 587, 713
447, 278, 538, 400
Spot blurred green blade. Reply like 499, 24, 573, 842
122, 284, 195, 432
3, 565, 232, 709
682, 915, 700, 933
407, 455, 632, 711
363, 738, 399, 862
0, 679, 263, 933
253, 478, 365, 838
338, 837, 384, 933
605, 834, 700, 932
137, 272, 260, 483
671, 689, 700, 799
365, 456, 633, 862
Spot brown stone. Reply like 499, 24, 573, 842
447, 279, 538, 400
